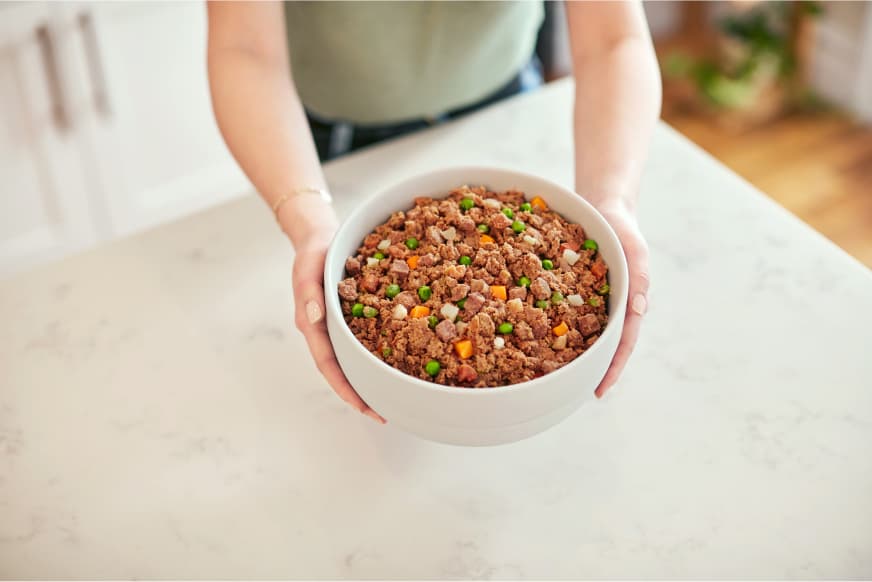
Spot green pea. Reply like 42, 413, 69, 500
428, 315, 438, 329
385, 284, 401, 298
588, 296, 601, 307
363, 306, 378, 318
425, 359, 441, 377
597, 283, 610, 296
418, 286, 432, 301
382, 346, 392, 358
511, 220, 526, 233
541, 259, 554, 270
457, 298, 467, 309
459, 197, 475, 211
583, 239, 598, 251
535, 300, 550, 309
498, 322, 514, 335
551, 291, 564, 305
405, 237, 419, 250
502, 208, 514, 219
518, 276, 531, 288
477, 224, 490, 234
459, 255, 472, 266
351, 303, 364, 317
520, 202, 532, 212
373, 252, 385, 260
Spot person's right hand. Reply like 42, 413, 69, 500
290, 220, 386, 424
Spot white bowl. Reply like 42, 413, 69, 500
325, 167, 628, 446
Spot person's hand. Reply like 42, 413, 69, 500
592, 200, 650, 398
291, 226, 386, 424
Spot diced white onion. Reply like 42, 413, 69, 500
563, 249, 581, 266
494, 337, 505, 350
455, 321, 468, 335
441, 227, 457, 241
552, 335, 567, 350
366, 257, 380, 267
522, 235, 538, 246
392, 304, 408, 320
440, 303, 460, 321
484, 198, 501, 209
377, 239, 391, 251
567, 294, 584, 306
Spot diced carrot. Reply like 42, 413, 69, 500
480, 234, 495, 245
409, 305, 430, 318
454, 339, 474, 360
407, 255, 419, 269
552, 321, 569, 336
559, 240, 581, 253
591, 260, 607, 278
531, 196, 548, 210
491, 285, 507, 300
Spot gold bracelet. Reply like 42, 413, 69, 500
272, 187, 333, 221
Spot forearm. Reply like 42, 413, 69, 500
572, 37, 661, 211
208, 49, 334, 249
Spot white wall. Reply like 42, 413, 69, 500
810, 1, 872, 121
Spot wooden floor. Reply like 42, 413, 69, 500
662, 109, 872, 268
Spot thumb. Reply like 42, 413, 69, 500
628, 244, 650, 317
601, 207, 650, 313
622, 224, 650, 317
293, 248, 327, 331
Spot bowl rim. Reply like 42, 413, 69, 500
325, 165, 629, 396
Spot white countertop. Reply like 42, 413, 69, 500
2, 79, 871, 579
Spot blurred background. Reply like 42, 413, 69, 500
1, 1, 870, 279
656, 1, 872, 269
544, 0, 872, 267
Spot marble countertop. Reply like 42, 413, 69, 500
2, 80, 871, 579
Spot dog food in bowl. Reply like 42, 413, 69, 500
337, 185, 610, 387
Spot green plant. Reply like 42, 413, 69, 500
664, 1, 823, 110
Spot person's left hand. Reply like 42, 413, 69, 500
591, 200, 650, 398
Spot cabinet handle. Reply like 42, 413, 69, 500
35, 25, 70, 132
78, 11, 111, 118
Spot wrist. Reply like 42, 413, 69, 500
576, 180, 638, 215
593, 196, 636, 217
278, 194, 338, 250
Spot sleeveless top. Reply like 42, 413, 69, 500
283, 1, 543, 125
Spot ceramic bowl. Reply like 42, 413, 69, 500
325, 167, 628, 446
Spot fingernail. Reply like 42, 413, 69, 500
631, 293, 647, 316
363, 409, 385, 424
305, 300, 323, 324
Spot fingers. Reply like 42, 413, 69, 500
595, 308, 643, 398
302, 323, 385, 424
594, 209, 650, 398
292, 250, 386, 424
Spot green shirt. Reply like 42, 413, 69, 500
284, 1, 544, 125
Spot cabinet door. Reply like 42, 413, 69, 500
0, 3, 104, 278
72, 1, 251, 236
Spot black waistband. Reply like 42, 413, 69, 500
307, 59, 540, 159
308, 67, 527, 134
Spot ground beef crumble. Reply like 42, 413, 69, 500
338, 185, 610, 387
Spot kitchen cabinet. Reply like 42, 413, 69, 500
71, 1, 250, 235
0, 2, 251, 278
0, 3, 105, 276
